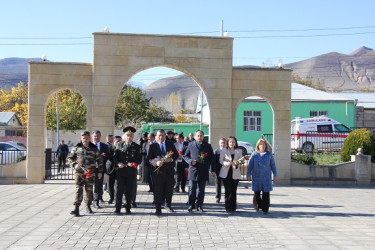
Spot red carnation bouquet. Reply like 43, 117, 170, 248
237, 155, 250, 165
154, 150, 174, 174
197, 152, 208, 164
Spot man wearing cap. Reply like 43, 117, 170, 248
92, 130, 110, 209
166, 131, 176, 143
68, 131, 103, 216
146, 129, 179, 215
113, 126, 142, 214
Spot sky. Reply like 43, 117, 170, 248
1, 0, 375, 85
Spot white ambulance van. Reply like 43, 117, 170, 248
291, 116, 351, 153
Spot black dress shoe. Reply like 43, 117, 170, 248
197, 206, 205, 212
216, 198, 220, 203
174, 188, 180, 193
93, 201, 101, 209
108, 198, 114, 204
165, 206, 175, 212
86, 206, 93, 214
155, 209, 162, 215
99, 197, 105, 202
114, 209, 121, 214
188, 205, 195, 212
126, 208, 131, 214
132, 202, 137, 208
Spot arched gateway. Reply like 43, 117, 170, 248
26, 32, 291, 184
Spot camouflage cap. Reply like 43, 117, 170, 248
81, 131, 90, 136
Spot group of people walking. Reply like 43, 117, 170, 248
67, 128, 278, 216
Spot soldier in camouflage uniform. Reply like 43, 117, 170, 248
113, 126, 142, 214
68, 131, 103, 216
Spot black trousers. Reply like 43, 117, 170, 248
215, 176, 222, 200
153, 172, 174, 210
94, 171, 104, 201
115, 169, 137, 210
174, 163, 186, 191
107, 172, 116, 200
254, 191, 270, 212
146, 164, 154, 191
58, 156, 67, 172
222, 177, 239, 212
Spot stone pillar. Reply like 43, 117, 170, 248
351, 148, 371, 185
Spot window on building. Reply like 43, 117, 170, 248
310, 111, 328, 117
244, 111, 261, 131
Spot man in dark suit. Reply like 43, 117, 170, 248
174, 133, 189, 193
146, 129, 178, 215
113, 127, 142, 214
183, 130, 216, 212
92, 130, 110, 209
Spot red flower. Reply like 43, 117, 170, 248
169, 150, 174, 154
102, 153, 107, 157
84, 170, 91, 179
178, 150, 182, 155
204, 153, 208, 157
245, 156, 250, 160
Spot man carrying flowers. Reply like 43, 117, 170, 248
113, 126, 142, 215
68, 131, 103, 216
183, 130, 216, 212
146, 129, 178, 215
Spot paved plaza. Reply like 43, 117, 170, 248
0, 180, 374, 249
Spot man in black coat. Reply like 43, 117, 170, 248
183, 130, 216, 212
56, 140, 69, 173
174, 133, 189, 193
92, 130, 110, 209
146, 129, 178, 215
113, 127, 142, 214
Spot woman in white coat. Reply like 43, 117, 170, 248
219, 136, 242, 212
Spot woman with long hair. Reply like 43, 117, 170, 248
247, 138, 278, 214
219, 136, 242, 212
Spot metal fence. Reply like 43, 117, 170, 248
45, 148, 74, 180
0, 150, 27, 165
262, 132, 350, 155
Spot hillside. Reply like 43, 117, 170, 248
0, 57, 42, 89
143, 75, 200, 112
286, 46, 375, 92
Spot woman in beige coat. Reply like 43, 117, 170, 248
219, 136, 242, 212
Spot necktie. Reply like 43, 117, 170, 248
160, 143, 166, 155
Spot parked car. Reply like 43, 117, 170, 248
0, 141, 27, 164
203, 135, 253, 155
237, 141, 254, 156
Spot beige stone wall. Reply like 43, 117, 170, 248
27, 62, 92, 183
24, 33, 292, 184
91, 33, 234, 145
232, 68, 292, 184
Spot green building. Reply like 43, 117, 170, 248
235, 83, 356, 145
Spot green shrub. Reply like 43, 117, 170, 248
341, 128, 375, 162
291, 154, 317, 165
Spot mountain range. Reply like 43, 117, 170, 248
1, 47, 374, 111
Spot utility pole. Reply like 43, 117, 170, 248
220, 20, 224, 36
56, 92, 60, 148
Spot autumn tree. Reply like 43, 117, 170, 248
0, 82, 28, 126
46, 90, 86, 130
115, 85, 174, 128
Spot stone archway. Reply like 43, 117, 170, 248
26, 33, 291, 184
